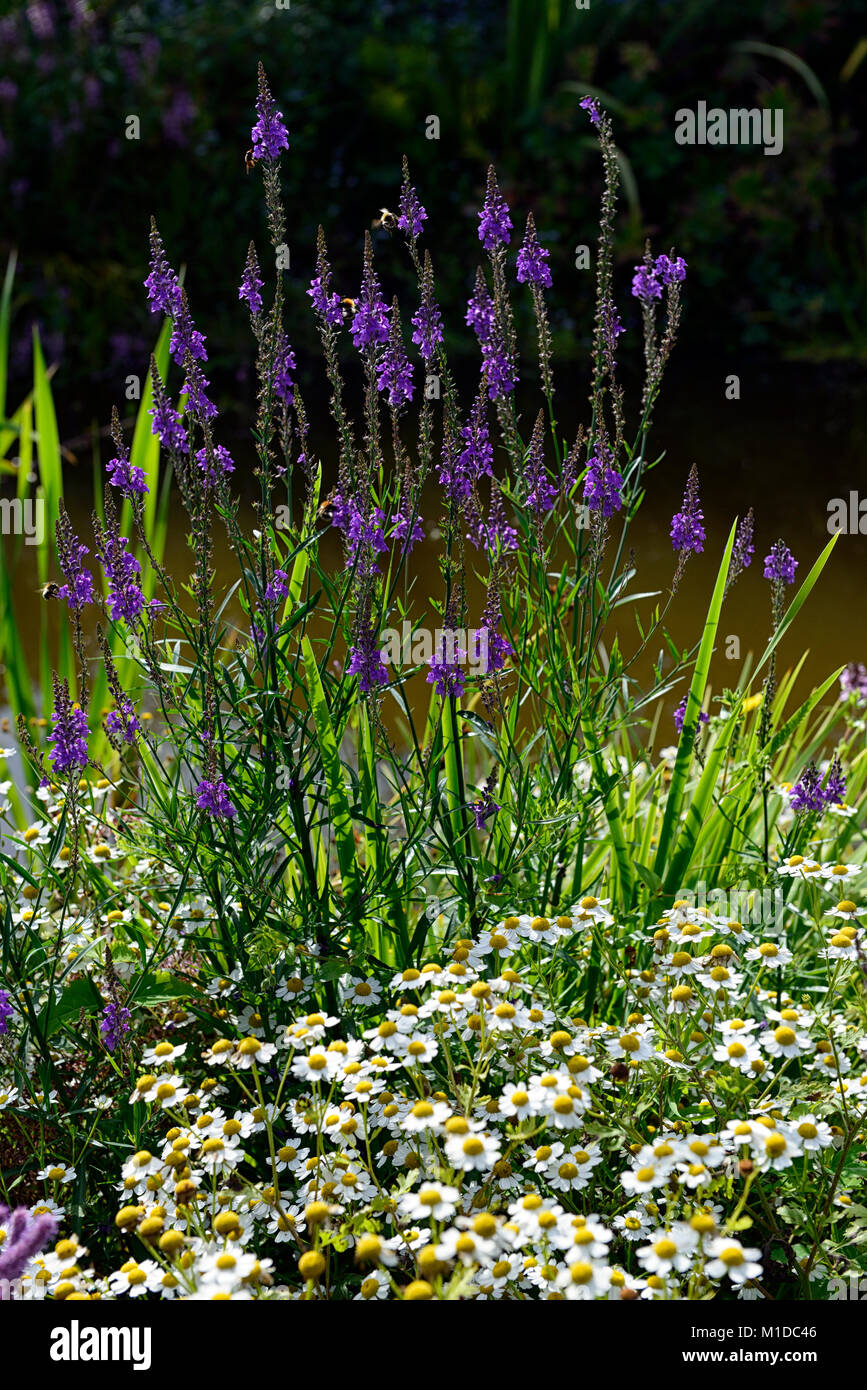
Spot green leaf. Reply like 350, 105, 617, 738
40, 976, 103, 1039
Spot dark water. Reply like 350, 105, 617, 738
3, 358, 866, 733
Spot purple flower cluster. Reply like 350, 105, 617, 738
264, 569, 289, 605
0, 988, 12, 1035
271, 333, 296, 405
144, 220, 182, 318
250, 62, 289, 161
376, 311, 414, 408
98, 532, 146, 624
579, 95, 602, 127
763, 540, 798, 586
516, 213, 551, 289
472, 787, 500, 830
106, 441, 148, 500
670, 465, 706, 554
632, 253, 688, 303
196, 778, 237, 819
441, 395, 494, 506
194, 443, 235, 489
105, 695, 141, 745
470, 490, 518, 556
525, 415, 557, 516
466, 274, 496, 342
674, 695, 710, 736
238, 244, 264, 316
411, 255, 443, 362
56, 518, 95, 610
427, 635, 467, 699
0, 1204, 57, 1290
478, 168, 512, 251
398, 164, 427, 240
347, 623, 389, 695
351, 256, 390, 351
789, 758, 846, 814
473, 624, 514, 676
307, 275, 343, 327
100, 1001, 131, 1052
48, 677, 89, 776
390, 510, 425, 552
332, 494, 389, 567
583, 448, 625, 519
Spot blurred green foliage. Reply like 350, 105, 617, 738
0, 0, 864, 426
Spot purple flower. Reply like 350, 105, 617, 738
332, 495, 389, 566
347, 623, 389, 694
0, 1204, 57, 1291
351, 241, 390, 351
516, 212, 552, 289
411, 253, 443, 361
307, 275, 343, 326
390, 510, 425, 551
264, 569, 289, 605
105, 694, 140, 746
251, 62, 289, 161
239, 244, 264, 316
478, 167, 512, 251
632, 253, 687, 303
196, 778, 237, 819
583, 447, 625, 518
376, 304, 414, 408
670, 465, 705, 554
169, 296, 208, 367
99, 1001, 131, 1052
427, 633, 467, 699
763, 540, 798, 586
472, 788, 500, 830
789, 757, 846, 814
194, 443, 235, 488
481, 323, 517, 400
579, 95, 601, 126
466, 272, 496, 343
441, 394, 493, 505
48, 676, 89, 776
106, 445, 148, 500
470, 489, 518, 555
144, 220, 182, 318
149, 390, 188, 454
674, 695, 710, 736
525, 413, 557, 516
182, 359, 218, 421
473, 624, 514, 676
398, 159, 427, 239
733, 510, 755, 571
0, 988, 12, 1035
840, 662, 867, 705
55, 512, 95, 610
96, 529, 146, 624
271, 333, 296, 404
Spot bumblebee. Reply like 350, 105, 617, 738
372, 206, 398, 234
244, 148, 258, 174
39, 582, 60, 601
315, 488, 337, 527
340, 296, 357, 326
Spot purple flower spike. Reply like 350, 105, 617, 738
763, 540, 798, 586
674, 695, 710, 736
583, 445, 625, 519
427, 633, 467, 699
239, 243, 264, 316
478, 167, 512, 251
196, 778, 237, 819
398, 157, 427, 240
251, 62, 289, 162
100, 1001, 132, 1052
670, 464, 706, 554
516, 212, 552, 289
48, 675, 89, 776
347, 622, 389, 695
